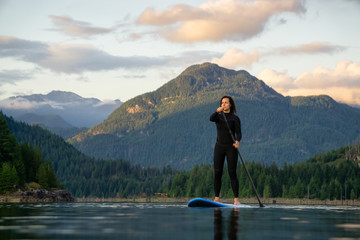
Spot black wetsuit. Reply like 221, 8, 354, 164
210, 112, 242, 198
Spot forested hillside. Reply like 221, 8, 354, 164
70, 63, 360, 169
0, 115, 60, 193
3, 112, 359, 200
2, 113, 176, 198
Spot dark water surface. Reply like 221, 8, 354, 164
0, 202, 359, 239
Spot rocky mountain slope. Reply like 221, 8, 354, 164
69, 63, 360, 169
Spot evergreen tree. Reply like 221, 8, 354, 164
263, 175, 272, 198
0, 116, 20, 164
21, 143, 36, 182
350, 189, 356, 199
263, 185, 271, 198
14, 156, 25, 185
37, 163, 49, 189
0, 162, 19, 193
46, 160, 59, 188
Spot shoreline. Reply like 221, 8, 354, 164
1, 194, 359, 206
0, 188, 74, 203
75, 197, 360, 206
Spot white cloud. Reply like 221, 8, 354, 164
257, 60, 360, 105
49, 15, 120, 38
275, 42, 346, 55
0, 97, 44, 110
0, 70, 32, 86
93, 99, 121, 107
0, 36, 170, 73
295, 60, 360, 88
136, 0, 306, 42
211, 48, 259, 69
257, 68, 294, 91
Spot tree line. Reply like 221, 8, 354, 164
0, 115, 60, 193
2, 112, 360, 200
168, 145, 360, 200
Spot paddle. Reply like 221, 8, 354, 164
221, 111, 265, 208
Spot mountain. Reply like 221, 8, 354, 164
0, 90, 122, 128
13, 113, 88, 139
15, 113, 73, 128
69, 63, 360, 169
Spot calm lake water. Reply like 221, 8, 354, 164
0, 202, 359, 240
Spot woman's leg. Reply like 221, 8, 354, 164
227, 147, 239, 200
213, 144, 226, 199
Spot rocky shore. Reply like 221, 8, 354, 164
0, 188, 74, 203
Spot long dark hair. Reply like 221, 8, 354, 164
220, 96, 237, 113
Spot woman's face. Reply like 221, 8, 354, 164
221, 98, 231, 113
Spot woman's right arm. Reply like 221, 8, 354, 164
209, 112, 218, 122
210, 107, 224, 122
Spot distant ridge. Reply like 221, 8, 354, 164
0, 90, 122, 128
15, 113, 73, 128
69, 63, 360, 169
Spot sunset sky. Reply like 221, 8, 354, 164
1, 0, 359, 107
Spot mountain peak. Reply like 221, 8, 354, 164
75, 62, 282, 139
155, 62, 278, 102
47, 90, 85, 102
182, 62, 239, 77
69, 63, 360, 169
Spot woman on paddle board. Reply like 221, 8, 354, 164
210, 96, 242, 205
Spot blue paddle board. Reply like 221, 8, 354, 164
188, 198, 250, 208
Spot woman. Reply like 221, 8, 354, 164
209, 96, 242, 205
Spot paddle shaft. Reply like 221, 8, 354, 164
221, 112, 265, 207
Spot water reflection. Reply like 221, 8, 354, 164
0, 203, 48, 239
214, 208, 239, 240
1, 203, 360, 239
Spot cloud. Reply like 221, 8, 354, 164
276, 42, 346, 55
0, 97, 43, 110
295, 60, 360, 88
0, 35, 49, 60
136, 0, 306, 42
0, 35, 170, 73
93, 99, 121, 107
213, 42, 346, 71
211, 48, 259, 69
257, 68, 294, 90
122, 75, 146, 79
257, 60, 360, 105
49, 15, 120, 38
0, 96, 77, 110
0, 70, 33, 86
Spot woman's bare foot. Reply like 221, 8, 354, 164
234, 198, 240, 205
214, 197, 220, 202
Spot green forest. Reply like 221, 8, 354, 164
1, 113, 176, 198
1, 113, 360, 200
168, 145, 360, 200
0, 115, 60, 193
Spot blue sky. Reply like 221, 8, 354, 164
1, 0, 359, 106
